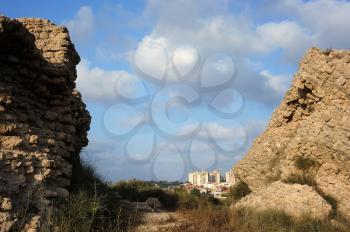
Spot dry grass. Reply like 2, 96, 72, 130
37, 162, 143, 232
174, 207, 350, 232
283, 173, 317, 186
15, 161, 349, 232
40, 192, 142, 232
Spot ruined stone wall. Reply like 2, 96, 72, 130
233, 48, 350, 221
0, 16, 90, 231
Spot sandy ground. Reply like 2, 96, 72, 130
133, 212, 189, 232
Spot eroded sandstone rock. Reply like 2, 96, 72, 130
233, 48, 350, 220
0, 16, 90, 231
234, 181, 332, 219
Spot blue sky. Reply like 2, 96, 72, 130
3, 0, 350, 182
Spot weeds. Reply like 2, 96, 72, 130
111, 180, 178, 210
40, 192, 141, 232
176, 208, 350, 232
228, 181, 251, 202
38, 162, 143, 232
323, 48, 333, 56
15, 160, 349, 232
294, 157, 319, 170
283, 173, 317, 186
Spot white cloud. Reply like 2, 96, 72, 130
133, 35, 169, 82
277, 0, 350, 49
133, 1, 310, 106
260, 70, 291, 95
135, 0, 350, 105
142, 10, 313, 59
256, 21, 316, 62
63, 6, 95, 43
206, 122, 245, 141
178, 122, 245, 142
76, 59, 139, 102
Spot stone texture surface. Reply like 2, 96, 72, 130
233, 48, 350, 219
234, 181, 332, 219
0, 16, 90, 231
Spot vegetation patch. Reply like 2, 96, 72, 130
38, 162, 143, 232
111, 179, 179, 210
282, 173, 317, 187
31, 162, 350, 232
323, 48, 333, 56
294, 157, 319, 170
175, 207, 350, 232
228, 181, 251, 202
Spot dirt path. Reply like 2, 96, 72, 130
133, 212, 189, 232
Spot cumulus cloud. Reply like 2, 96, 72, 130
76, 59, 141, 102
260, 70, 291, 95
63, 6, 95, 43
256, 21, 316, 62
179, 119, 266, 143
132, 2, 309, 106
276, 0, 350, 49
134, 0, 350, 107
177, 121, 246, 147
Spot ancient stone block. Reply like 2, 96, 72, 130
0, 16, 90, 231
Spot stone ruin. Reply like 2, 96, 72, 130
233, 48, 350, 221
0, 16, 90, 231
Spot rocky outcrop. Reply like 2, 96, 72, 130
0, 16, 90, 231
234, 181, 332, 219
233, 48, 350, 220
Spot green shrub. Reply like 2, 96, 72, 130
229, 181, 251, 202
190, 188, 201, 197
172, 188, 221, 210
294, 157, 319, 170
111, 179, 178, 210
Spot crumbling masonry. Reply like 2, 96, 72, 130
0, 16, 90, 231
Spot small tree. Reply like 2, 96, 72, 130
190, 188, 201, 197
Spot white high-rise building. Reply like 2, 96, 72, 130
188, 171, 209, 186
188, 170, 222, 186
208, 170, 221, 184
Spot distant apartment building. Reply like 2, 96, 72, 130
188, 171, 209, 186
208, 170, 221, 184
188, 170, 222, 186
